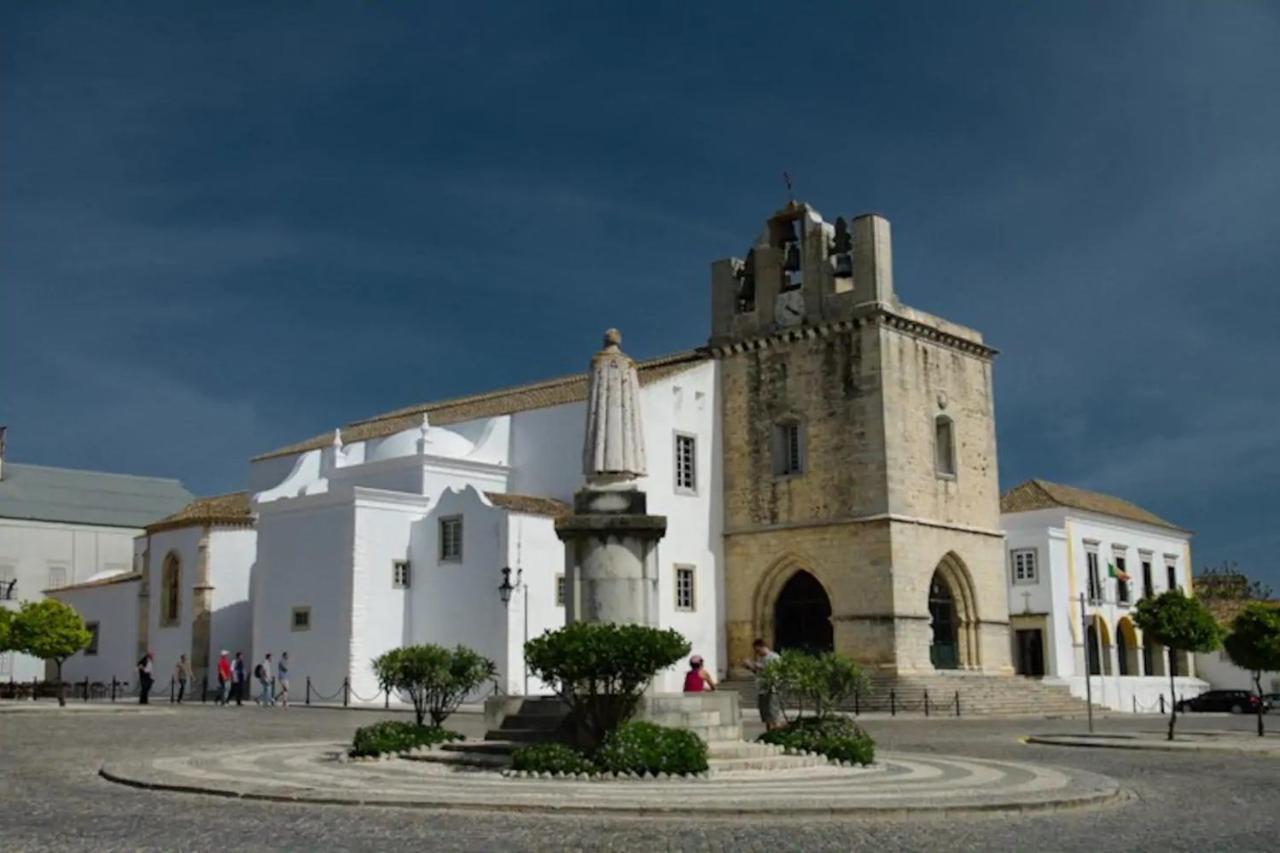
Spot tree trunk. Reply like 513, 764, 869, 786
56, 660, 65, 708
1255, 672, 1265, 738
1166, 648, 1176, 741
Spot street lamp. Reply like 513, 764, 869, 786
498, 567, 523, 605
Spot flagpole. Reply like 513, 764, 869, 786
1080, 591, 1094, 734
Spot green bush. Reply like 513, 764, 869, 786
759, 650, 865, 721
525, 623, 690, 749
594, 721, 709, 776
350, 721, 463, 757
758, 716, 875, 765
371, 644, 497, 727
511, 743, 597, 775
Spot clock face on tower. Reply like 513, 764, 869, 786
775, 289, 805, 327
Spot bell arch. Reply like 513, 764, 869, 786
929, 552, 980, 670
1116, 617, 1140, 676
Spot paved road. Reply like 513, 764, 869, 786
0, 704, 1276, 851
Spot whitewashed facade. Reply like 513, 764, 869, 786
1001, 480, 1208, 711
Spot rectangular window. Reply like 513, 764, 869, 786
291, 606, 311, 631
555, 574, 565, 608
1010, 549, 1037, 584
1166, 562, 1178, 592
1142, 560, 1153, 600
935, 416, 957, 477
773, 422, 803, 476
47, 565, 68, 590
674, 565, 696, 612
439, 516, 463, 562
1086, 549, 1101, 603
674, 433, 697, 493
392, 560, 411, 589
85, 622, 100, 656
1115, 555, 1130, 604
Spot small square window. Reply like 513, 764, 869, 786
675, 565, 696, 612
291, 606, 311, 632
675, 433, 697, 493
555, 574, 566, 608
393, 560, 411, 589
1010, 549, 1037, 584
85, 622, 100, 656
440, 516, 463, 562
773, 422, 803, 476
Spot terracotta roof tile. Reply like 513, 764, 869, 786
253, 348, 710, 461
484, 492, 572, 518
1000, 479, 1188, 533
145, 491, 254, 534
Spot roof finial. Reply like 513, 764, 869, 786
602, 328, 622, 350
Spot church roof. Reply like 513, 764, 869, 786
1000, 479, 1188, 533
253, 348, 710, 461
485, 492, 571, 518
145, 491, 254, 534
47, 569, 142, 594
0, 463, 193, 529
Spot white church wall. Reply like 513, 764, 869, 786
145, 526, 203, 683
346, 488, 428, 698
209, 528, 257, 668
1196, 648, 1280, 693
508, 403, 586, 501
502, 510, 567, 696
252, 495, 355, 700
50, 578, 139, 685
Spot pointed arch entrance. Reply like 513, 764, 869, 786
929, 554, 980, 670
773, 570, 834, 653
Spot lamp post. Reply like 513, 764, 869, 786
498, 567, 528, 694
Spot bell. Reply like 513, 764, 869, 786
833, 217, 853, 254
783, 242, 801, 273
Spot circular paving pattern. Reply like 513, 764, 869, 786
99, 741, 1119, 816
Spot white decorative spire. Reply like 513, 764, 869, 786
582, 328, 647, 487
416, 413, 432, 454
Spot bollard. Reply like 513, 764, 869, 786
32, 677, 38, 702
1159, 694, 1165, 714
305, 676, 312, 706
924, 689, 930, 717
955, 690, 961, 718
890, 689, 896, 716
170, 678, 176, 704
83, 677, 90, 703
343, 676, 350, 707
854, 686, 860, 716
111, 677, 118, 702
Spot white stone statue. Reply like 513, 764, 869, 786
582, 328, 647, 487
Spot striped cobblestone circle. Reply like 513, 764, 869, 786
100, 740, 1120, 816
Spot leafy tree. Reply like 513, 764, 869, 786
1223, 603, 1280, 737
1133, 590, 1221, 740
759, 650, 865, 721
10, 599, 92, 707
524, 622, 690, 750
0, 607, 12, 653
371, 644, 496, 727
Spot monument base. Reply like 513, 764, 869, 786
483, 691, 743, 745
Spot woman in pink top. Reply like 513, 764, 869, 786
682, 655, 717, 693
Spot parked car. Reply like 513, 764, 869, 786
1175, 690, 1265, 714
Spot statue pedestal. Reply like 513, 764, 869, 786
555, 486, 666, 627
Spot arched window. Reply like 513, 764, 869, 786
935, 415, 956, 477
161, 553, 181, 626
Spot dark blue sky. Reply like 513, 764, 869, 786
3, 3, 1278, 586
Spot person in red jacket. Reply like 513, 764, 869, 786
216, 650, 232, 706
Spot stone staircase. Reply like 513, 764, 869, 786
725, 673, 1099, 717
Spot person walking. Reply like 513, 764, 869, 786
231, 652, 247, 707
216, 650, 232, 705
743, 639, 783, 730
256, 653, 274, 706
136, 651, 154, 705
276, 652, 290, 708
174, 654, 193, 704
683, 655, 717, 693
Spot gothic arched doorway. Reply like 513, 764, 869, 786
929, 573, 959, 669
773, 571, 833, 653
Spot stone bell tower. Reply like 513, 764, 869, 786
711, 202, 1012, 677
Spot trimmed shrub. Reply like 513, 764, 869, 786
350, 721, 463, 757
595, 721, 709, 776
372, 644, 497, 727
511, 743, 597, 775
758, 650, 865, 721
758, 716, 875, 765
525, 623, 690, 749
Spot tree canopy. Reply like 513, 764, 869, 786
1133, 589, 1220, 654
11, 599, 92, 664
1223, 603, 1280, 737
372, 644, 496, 727
0, 607, 12, 652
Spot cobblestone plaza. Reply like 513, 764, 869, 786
1, 706, 1276, 850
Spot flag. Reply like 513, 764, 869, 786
1108, 562, 1130, 582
